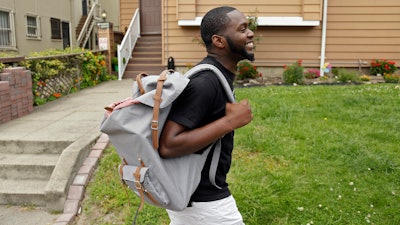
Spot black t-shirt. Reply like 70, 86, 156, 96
167, 56, 235, 202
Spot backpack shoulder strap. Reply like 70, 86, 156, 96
184, 64, 235, 189
184, 64, 235, 103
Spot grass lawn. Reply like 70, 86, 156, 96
74, 84, 400, 225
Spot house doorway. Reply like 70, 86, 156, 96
140, 0, 161, 35
82, 0, 88, 16
62, 22, 71, 49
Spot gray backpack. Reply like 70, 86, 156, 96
100, 64, 235, 214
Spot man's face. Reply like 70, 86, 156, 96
223, 10, 255, 61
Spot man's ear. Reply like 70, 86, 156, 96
211, 35, 225, 49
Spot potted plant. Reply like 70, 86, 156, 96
111, 57, 118, 72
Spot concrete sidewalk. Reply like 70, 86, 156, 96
0, 79, 133, 225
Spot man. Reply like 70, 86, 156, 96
159, 6, 254, 225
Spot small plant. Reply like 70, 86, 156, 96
192, 34, 204, 47
0, 62, 5, 71
335, 68, 360, 82
370, 59, 397, 75
237, 60, 261, 80
360, 75, 371, 81
111, 57, 118, 72
111, 57, 118, 65
283, 59, 304, 84
383, 73, 400, 83
304, 68, 320, 79
331, 67, 340, 76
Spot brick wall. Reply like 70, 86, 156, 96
0, 67, 33, 124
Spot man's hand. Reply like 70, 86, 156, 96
225, 99, 253, 130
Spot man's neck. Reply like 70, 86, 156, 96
207, 53, 238, 73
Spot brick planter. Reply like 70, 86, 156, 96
0, 67, 33, 124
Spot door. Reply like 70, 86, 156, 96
62, 22, 70, 49
140, 0, 161, 34
82, 0, 88, 16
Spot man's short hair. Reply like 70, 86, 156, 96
200, 6, 237, 50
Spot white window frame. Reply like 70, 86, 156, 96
0, 9, 16, 49
26, 14, 41, 39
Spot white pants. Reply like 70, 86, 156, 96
167, 195, 245, 225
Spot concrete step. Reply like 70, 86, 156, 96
0, 179, 48, 206
0, 140, 71, 154
0, 153, 59, 180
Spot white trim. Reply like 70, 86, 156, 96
178, 16, 320, 27
319, 0, 328, 76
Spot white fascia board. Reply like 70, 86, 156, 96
178, 17, 203, 26
258, 17, 320, 26
178, 16, 320, 27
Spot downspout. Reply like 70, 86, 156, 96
319, 0, 328, 76
164, 0, 168, 65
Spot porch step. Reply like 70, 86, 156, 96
123, 34, 165, 79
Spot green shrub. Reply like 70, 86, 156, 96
383, 73, 400, 83
370, 59, 397, 75
283, 59, 304, 84
237, 60, 260, 80
19, 48, 116, 106
335, 68, 360, 82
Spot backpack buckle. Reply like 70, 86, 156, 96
151, 120, 158, 130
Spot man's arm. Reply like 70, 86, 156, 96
159, 99, 253, 158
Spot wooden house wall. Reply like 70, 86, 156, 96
120, 0, 139, 31
120, 0, 400, 69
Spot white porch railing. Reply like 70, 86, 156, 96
117, 9, 140, 80
77, 1, 101, 48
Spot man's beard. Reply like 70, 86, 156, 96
226, 36, 255, 62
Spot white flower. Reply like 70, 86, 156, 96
297, 206, 304, 211
349, 181, 354, 186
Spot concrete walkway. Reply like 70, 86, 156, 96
0, 79, 133, 225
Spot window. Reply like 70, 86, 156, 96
0, 10, 16, 48
50, 18, 61, 39
26, 15, 40, 38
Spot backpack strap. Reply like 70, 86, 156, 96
184, 64, 235, 190
151, 70, 169, 149
185, 64, 235, 103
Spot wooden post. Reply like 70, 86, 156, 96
97, 22, 114, 74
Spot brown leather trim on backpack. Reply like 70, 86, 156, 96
151, 70, 170, 150
132, 159, 160, 211
136, 73, 149, 95
133, 165, 145, 212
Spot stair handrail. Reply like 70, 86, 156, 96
117, 8, 140, 80
77, 1, 101, 48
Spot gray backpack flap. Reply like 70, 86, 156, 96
100, 64, 235, 212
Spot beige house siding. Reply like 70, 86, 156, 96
115, 0, 400, 69
325, 0, 400, 67
164, 0, 325, 67
120, 0, 139, 32
160, 0, 400, 70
